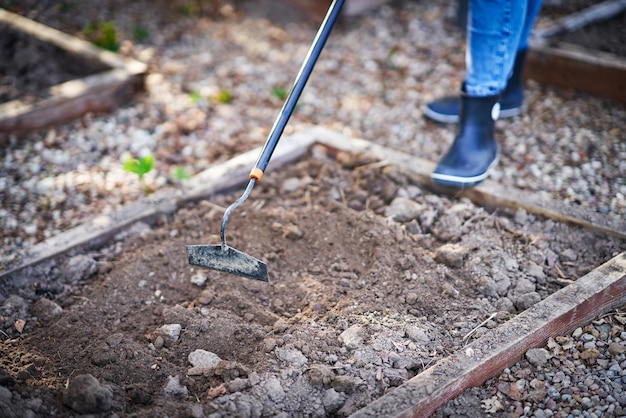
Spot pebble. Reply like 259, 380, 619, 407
163, 375, 188, 399
384, 197, 424, 223
188, 349, 221, 368
62, 374, 113, 414
338, 324, 364, 350
154, 324, 182, 347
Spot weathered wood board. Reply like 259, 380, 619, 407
0, 9, 147, 135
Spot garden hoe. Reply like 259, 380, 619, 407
186, 0, 345, 281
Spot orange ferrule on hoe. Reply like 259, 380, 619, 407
250, 167, 264, 182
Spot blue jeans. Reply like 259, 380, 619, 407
465, 0, 542, 96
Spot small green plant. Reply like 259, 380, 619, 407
132, 25, 149, 42
178, 3, 197, 16
84, 21, 119, 52
189, 91, 202, 105
171, 166, 191, 182
272, 87, 288, 101
216, 89, 232, 103
123, 154, 155, 195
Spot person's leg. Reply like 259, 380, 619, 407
431, 0, 526, 188
498, 0, 543, 113
423, 0, 542, 123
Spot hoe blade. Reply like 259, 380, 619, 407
186, 244, 268, 282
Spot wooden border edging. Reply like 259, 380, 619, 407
0, 9, 147, 134
350, 252, 626, 418
525, 0, 626, 102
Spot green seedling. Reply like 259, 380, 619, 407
189, 91, 202, 105
171, 166, 191, 182
178, 3, 197, 16
84, 21, 119, 52
123, 154, 155, 195
133, 25, 149, 42
216, 89, 232, 103
272, 87, 288, 101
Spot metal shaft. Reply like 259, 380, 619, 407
252, 0, 345, 176
220, 178, 256, 249
218, 0, 345, 249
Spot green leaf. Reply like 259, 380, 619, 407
189, 91, 202, 104
217, 90, 232, 103
171, 166, 191, 181
272, 87, 288, 101
123, 154, 154, 179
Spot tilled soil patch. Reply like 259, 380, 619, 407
1, 147, 624, 417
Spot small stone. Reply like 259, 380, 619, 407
163, 375, 188, 399
339, 325, 364, 350
385, 197, 424, 223
188, 349, 221, 368
331, 375, 360, 394
273, 319, 289, 333
323, 388, 345, 414
63, 255, 98, 284
405, 325, 431, 343
30, 298, 63, 322
434, 243, 466, 268
525, 348, 550, 367
155, 324, 182, 347
282, 224, 303, 240
264, 338, 277, 352
62, 374, 113, 414
275, 347, 307, 366
263, 377, 285, 402
515, 292, 541, 310
281, 177, 301, 193
608, 342, 626, 355
308, 364, 334, 386
405, 292, 418, 305
190, 274, 207, 286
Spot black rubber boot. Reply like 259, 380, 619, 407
423, 49, 527, 123
431, 91, 499, 188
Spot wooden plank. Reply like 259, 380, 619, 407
310, 127, 626, 239
535, 0, 626, 38
0, 68, 144, 135
0, 9, 147, 135
351, 252, 626, 418
526, 39, 626, 102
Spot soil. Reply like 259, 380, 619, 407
1, 1, 626, 417
1, 147, 625, 417
555, 10, 626, 57
0, 25, 106, 104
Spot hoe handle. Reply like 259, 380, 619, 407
249, 0, 345, 182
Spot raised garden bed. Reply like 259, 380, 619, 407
1, 128, 624, 417
526, 0, 626, 101
0, 9, 147, 136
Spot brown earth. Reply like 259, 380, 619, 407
1, 146, 624, 417
1, 1, 626, 417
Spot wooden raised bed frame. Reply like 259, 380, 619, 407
526, 0, 626, 102
0, 9, 147, 135
2, 127, 625, 417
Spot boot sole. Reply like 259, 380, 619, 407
431, 156, 499, 188
423, 105, 523, 124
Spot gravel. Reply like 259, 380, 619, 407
437, 310, 626, 417
1, 0, 625, 267
0, 1, 625, 416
